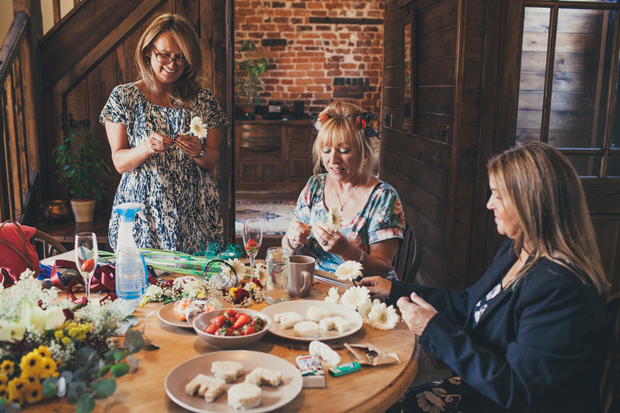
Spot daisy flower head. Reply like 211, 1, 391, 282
188, 116, 207, 138
367, 302, 400, 330
335, 260, 363, 281
225, 258, 246, 280
326, 206, 343, 231
341, 286, 370, 310
357, 298, 381, 323
324, 286, 341, 304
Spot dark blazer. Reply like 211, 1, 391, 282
388, 239, 606, 413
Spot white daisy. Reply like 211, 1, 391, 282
254, 262, 267, 281
326, 206, 343, 231
341, 286, 370, 310
225, 258, 246, 280
367, 302, 400, 330
324, 287, 340, 304
358, 298, 381, 323
189, 116, 207, 138
335, 260, 363, 281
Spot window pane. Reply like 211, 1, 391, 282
565, 155, 601, 177
548, 9, 616, 149
516, 7, 551, 144
611, 51, 620, 149
607, 156, 620, 177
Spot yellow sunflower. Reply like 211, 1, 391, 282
34, 346, 51, 359
20, 370, 39, 387
0, 374, 8, 386
38, 357, 57, 379
19, 352, 42, 374
24, 381, 43, 404
7, 390, 24, 406
7, 376, 28, 397
0, 360, 14, 375
0, 384, 8, 399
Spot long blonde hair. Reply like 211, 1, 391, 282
312, 101, 376, 179
135, 14, 203, 109
488, 142, 608, 295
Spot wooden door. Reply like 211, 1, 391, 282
493, 0, 620, 294
38, 0, 235, 244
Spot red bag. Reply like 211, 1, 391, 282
0, 220, 41, 286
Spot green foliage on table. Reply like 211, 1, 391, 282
235, 40, 270, 106
52, 129, 111, 200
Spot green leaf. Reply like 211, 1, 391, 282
104, 349, 122, 363
113, 351, 132, 361
43, 381, 57, 397
91, 378, 116, 399
110, 363, 129, 378
76, 393, 95, 413
98, 364, 112, 378
123, 328, 144, 353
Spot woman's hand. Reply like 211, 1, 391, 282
397, 293, 438, 336
313, 222, 348, 255
173, 134, 203, 158
284, 220, 312, 250
358, 276, 392, 298
146, 131, 174, 154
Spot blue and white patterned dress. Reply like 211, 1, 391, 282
99, 83, 228, 252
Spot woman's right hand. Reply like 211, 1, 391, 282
358, 276, 392, 298
146, 131, 173, 154
285, 220, 312, 250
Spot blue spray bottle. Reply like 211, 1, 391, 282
113, 203, 148, 302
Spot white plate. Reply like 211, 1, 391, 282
158, 301, 232, 329
261, 301, 363, 342
165, 350, 303, 413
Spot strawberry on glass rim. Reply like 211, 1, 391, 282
81, 258, 95, 273
245, 238, 260, 256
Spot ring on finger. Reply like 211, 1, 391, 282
321, 240, 328, 246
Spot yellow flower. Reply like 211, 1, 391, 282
19, 352, 42, 374
38, 357, 57, 379
196, 290, 206, 299
0, 384, 8, 399
24, 381, 43, 404
20, 370, 39, 386
34, 346, 51, 359
228, 287, 238, 298
7, 390, 24, 406
61, 337, 71, 346
54, 329, 64, 339
0, 360, 14, 375
7, 376, 28, 397
0, 374, 7, 386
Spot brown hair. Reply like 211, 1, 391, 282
487, 141, 608, 295
135, 14, 203, 109
311, 101, 376, 179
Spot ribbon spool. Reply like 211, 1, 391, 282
203, 259, 238, 289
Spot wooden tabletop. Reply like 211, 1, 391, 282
27, 271, 419, 413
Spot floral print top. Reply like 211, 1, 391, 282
293, 173, 405, 275
99, 83, 228, 253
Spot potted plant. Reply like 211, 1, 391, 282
235, 40, 270, 119
52, 129, 111, 222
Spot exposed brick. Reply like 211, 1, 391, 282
248, 32, 264, 38
291, 2, 307, 8
363, 26, 379, 32
293, 10, 310, 17
353, 3, 366, 9
297, 26, 313, 31
272, 2, 285, 7
291, 18, 304, 24
237, 9, 256, 16
321, 33, 337, 40
310, 10, 327, 17
281, 79, 294, 85
296, 63, 314, 70
288, 70, 307, 77
307, 70, 325, 77
273, 17, 289, 23
288, 86, 307, 92
308, 3, 324, 9
295, 78, 314, 85
241, 24, 259, 30
327, 69, 343, 76
274, 9, 292, 16
307, 86, 324, 92
277, 24, 295, 31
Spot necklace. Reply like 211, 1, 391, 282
335, 184, 358, 211
151, 90, 170, 106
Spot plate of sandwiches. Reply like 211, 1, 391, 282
165, 350, 303, 413
261, 301, 364, 342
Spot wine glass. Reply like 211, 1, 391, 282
243, 218, 263, 279
75, 232, 98, 302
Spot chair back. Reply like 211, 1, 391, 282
392, 221, 420, 284
601, 292, 620, 413
31, 230, 67, 259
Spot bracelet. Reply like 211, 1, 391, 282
358, 250, 364, 263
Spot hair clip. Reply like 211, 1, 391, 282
356, 110, 376, 130
312, 113, 330, 131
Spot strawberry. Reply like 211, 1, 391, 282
211, 315, 227, 328
81, 258, 95, 273
204, 324, 218, 335
245, 239, 259, 248
243, 326, 256, 335
233, 314, 251, 330
225, 309, 237, 318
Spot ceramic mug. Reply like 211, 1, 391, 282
287, 255, 315, 298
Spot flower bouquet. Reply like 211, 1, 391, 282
0, 270, 146, 412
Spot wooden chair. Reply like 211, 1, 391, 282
601, 292, 620, 413
392, 221, 420, 284
31, 229, 67, 259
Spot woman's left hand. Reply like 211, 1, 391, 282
174, 134, 204, 158
313, 222, 348, 254
397, 293, 438, 336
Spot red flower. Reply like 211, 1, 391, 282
252, 279, 263, 289
233, 288, 250, 304
62, 308, 75, 320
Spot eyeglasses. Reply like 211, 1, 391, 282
151, 46, 187, 67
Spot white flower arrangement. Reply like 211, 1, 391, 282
367, 302, 400, 330
335, 260, 363, 281
341, 286, 370, 310
325, 285, 399, 330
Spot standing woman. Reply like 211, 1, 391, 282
100, 14, 228, 252
361, 142, 609, 413
283, 101, 405, 277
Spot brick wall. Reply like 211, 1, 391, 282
235, 0, 384, 119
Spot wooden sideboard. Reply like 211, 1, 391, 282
234, 119, 315, 195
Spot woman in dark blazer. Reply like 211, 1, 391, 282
361, 142, 609, 413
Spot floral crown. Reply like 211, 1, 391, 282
312, 108, 380, 139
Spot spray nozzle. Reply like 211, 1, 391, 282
113, 202, 146, 223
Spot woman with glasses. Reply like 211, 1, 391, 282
100, 14, 228, 252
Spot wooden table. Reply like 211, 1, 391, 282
29, 272, 420, 412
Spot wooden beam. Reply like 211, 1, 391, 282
0, 12, 28, 86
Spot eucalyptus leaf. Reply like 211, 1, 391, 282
76, 393, 95, 413
110, 363, 130, 377
124, 328, 144, 353
127, 355, 139, 374
104, 349, 122, 363
43, 381, 57, 397
61, 370, 73, 383
114, 351, 132, 361
142, 335, 160, 351
77, 347, 96, 365
98, 364, 112, 378
91, 378, 116, 399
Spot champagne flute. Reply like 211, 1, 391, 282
243, 218, 263, 279
75, 232, 98, 302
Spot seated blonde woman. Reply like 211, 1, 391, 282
283, 101, 405, 278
